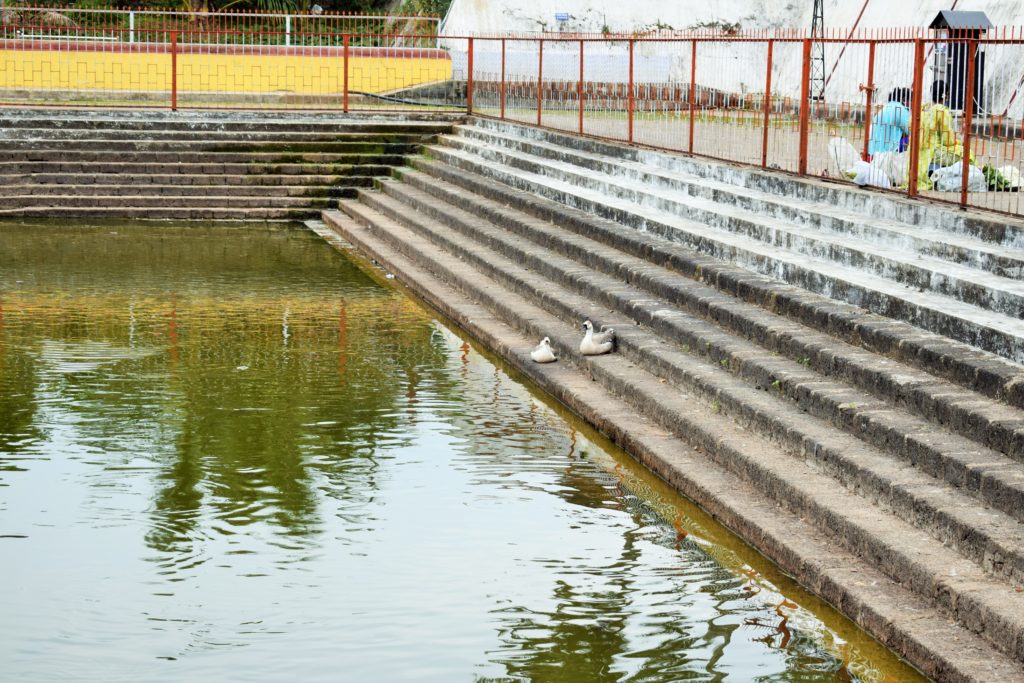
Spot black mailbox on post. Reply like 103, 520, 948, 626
929, 10, 992, 115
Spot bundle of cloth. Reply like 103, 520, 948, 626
827, 81, 1018, 193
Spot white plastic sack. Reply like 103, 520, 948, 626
849, 160, 892, 189
870, 151, 908, 187
931, 163, 987, 193
828, 137, 860, 178
998, 164, 1022, 189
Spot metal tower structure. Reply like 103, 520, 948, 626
810, 0, 825, 100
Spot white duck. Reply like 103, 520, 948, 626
580, 319, 615, 355
530, 337, 558, 363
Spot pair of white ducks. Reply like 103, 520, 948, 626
530, 319, 615, 363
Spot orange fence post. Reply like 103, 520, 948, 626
761, 39, 774, 168
170, 30, 178, 111
907, 38, 926, 197
343, 34, 350, 113
861, 40, 876, 161
500, 38, 506, 120
578, 40, 584, 135
537, 39, 544, 126
688, 40, 696, 154
627, 39, 634, 144
798, 38, 812, 175
960, 39, 979, 207
467, 37, 474, 114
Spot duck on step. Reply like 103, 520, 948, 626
531, 337, 558, 363
580, 320, 615, 356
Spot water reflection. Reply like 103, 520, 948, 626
448, 357, 872, 683
0, 222, 922, 682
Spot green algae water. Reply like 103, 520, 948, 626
0, 221, 924, 682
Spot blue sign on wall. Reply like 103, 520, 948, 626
555, 12, 570, 21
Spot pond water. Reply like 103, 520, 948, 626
0, 222, 924, 682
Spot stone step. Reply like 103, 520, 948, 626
365, 173, 1024, 578
0, 110, 439, 219
395, 163, 1024, 462
0, 161, 399, 177
441, 134, 1024, 321
469, 117, 1024, 250
2, 144, 424, 159
0, 116, 457, 135
0, 132, 436, 146
410, 156, 1024, 412
0, 194, 335, 210
0, 206, 315, 220
323, 200, 1024, 681
0, 183, 365, 198
2, 151, 411, 166
426, 142, 1024, 364
456, 123, 1024, 276
0, 173, 383, 188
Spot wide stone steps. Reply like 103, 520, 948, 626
395, 164, 1024, 460
0, 174, 381, 188
0, 110, 458, 219
0, 160, 403, 175
0, 138, 430, 152
0, 114, 456, 135
2, 151, 415, 165
364, 170, 1024, 568
429, 137, 1024, 364
0, 206, 315, 220
468, 117, 1024, 249
407, 158, 1024, 422
0, 183, 367, 198
0, 194, 333, 210
411, 157, 1024, 413
0, 129, 436, 144
0, 162, 387, 178
445, 130, 1024, 317
321, 197, 1024, 682
444, 132, 1024, 320
0, 120, 452, 135
456, 123, 1024, 277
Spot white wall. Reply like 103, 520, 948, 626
442, 0, 1024, 37
441, 0, 1024, 117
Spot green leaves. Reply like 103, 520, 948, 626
216, 0, 305, 11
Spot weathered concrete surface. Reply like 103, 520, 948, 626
316, 116, 1024, 681
0, 109, 462, 220
441, 119, 1024, 365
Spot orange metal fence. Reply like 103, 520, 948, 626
463, 28, 1024, 217
4, 22, 1024, 217
0, 27, 458, 112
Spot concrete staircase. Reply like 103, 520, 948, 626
0, 109, 459, 221
322, 118, 1024, 681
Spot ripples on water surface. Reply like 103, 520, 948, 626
0, 222, 923, 682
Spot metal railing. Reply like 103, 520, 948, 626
459, 27, 1024, 217
2, 21, 1024, 217
0, 26, 459, 112
0, 5, 440, 47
